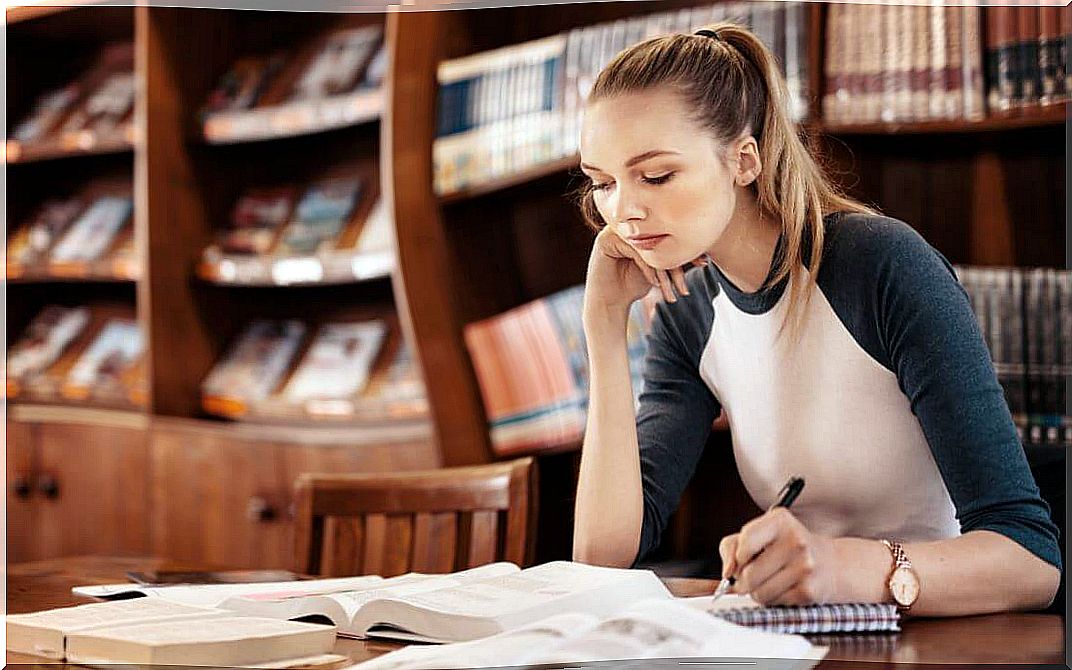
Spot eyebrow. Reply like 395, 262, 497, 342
579, 150, 681, 172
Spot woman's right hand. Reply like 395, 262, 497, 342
583, 226, 701, 318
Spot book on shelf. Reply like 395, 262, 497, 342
463, 284, 652, 455
434, 2, 811, 195
216, 186, 299, 256
6, 598, 338, 666
276, 177, 363, 256
47, 194, 133, 267
351, 598, 825, 670
61, 318, 144, 404
201, 319, 307, 416
7, 199, 85, 275
203, 53, 288, 114
282, 320, 388, 402
289, 25, 384, 102
10, 84, 81, 144
7, 306, 91, 397
353, 340, 430, 420
955, 265, 1071, 448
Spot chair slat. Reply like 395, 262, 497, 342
467, 510, 498, 568
412, 512, 457, 573
325, 515, 364, 576
362, 513, 388, 575
382, 514, 414, 577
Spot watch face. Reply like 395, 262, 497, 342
890, 566, 920, 606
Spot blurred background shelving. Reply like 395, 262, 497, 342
7, 1, 1067, 575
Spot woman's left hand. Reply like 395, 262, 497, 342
719, 507, 840, 605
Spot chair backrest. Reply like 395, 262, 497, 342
293, 457, 537, 576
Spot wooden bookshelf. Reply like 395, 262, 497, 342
202, 88, 382, 144
6, 132, 134, 164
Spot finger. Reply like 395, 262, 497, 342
690, 258, 707, 268
671, 267, 690, 296
749, 561, 807, 606
657, 270, 676, 303
719, 534, 739, 579
633, 258, 659, 287
734, 508, 793, 573
734, 531, 799, 596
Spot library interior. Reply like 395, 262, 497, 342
6, 0, 1069, 667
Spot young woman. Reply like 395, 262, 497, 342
571, 22, 1061, 616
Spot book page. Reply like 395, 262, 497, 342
69, 616, 332, 645
528, 598, 819, 665
6, 599, 227, 632
350, 613, 599, 670
330, 563, 519, 622
74, 574, 384, 609
679, 593, 762, 613
389, 561, 666, 619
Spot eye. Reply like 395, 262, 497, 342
590, 180, 613, 192
642, 172, 675, 185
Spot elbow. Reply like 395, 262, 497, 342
1024, 563, 1061, 612
572, 530, 640, 569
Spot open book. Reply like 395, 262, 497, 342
223, 561, 672, 643
7, 598, 336, 666
351, 597, 827, 670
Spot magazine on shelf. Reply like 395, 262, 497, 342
10, 84, 81, 143
354, 599, 824, 670
283, 320, 388, 401
7, 199, 85, 270
7, 306, 92, 391
216, 186, 298, 256
60, 71, 136, 136
276, 177, 362, 255
62, 319, 143, 398
48, 195, 133, 264
290, 25, 383, 101
203, 53, 287, 114
7, 598, 337, 666
202, 319, 307, 403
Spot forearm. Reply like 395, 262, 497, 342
833, 530, 1060, 616
573, 309, 644, 568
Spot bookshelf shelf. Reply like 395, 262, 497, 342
201, 88, 383, 145
195, 249, 394, 286
6, 273, 138, 285
819, 104, 1067, 136
437, 154, 582, 205
6, 134, 135, 164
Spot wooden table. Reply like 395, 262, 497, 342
7, 556, 1065, 668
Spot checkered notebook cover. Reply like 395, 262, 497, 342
684, 595, 901, 634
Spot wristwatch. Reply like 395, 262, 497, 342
880, 539, 920, 612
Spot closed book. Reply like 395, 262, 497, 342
1039, 7, 1061, 104
1018, 6, 1041, 107
961, 6, 986, 119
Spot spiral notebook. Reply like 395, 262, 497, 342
683, 594, 901, 635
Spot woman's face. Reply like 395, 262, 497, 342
579, 87, 743, 270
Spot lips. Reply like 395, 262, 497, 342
628, 234, 669, 250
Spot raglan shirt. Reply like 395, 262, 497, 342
632, 212, 1062, 573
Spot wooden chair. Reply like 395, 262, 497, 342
293, 457, 537, 576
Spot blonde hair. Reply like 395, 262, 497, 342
576, 22, 877, 341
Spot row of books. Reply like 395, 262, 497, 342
11, 562, 831, 666
7, 305, 146, 409
201, 24, 386, 141
957, 266, 1071, 449
8, 42, 135, 159
434, 1, 811, 195
824, 5, 1070, 126
201, 318, 427, 422
463, 284, 656, 456
8, 187, 136, 280
198, 170, 395, 285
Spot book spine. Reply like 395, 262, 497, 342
862, 4, 884, 122
996, 6, 1020, 112
911, 5, 931, 121
822, 3, 844, 124
962, 6, 987, 120
929, 3, 948, 120
881, 5, 899, 123
1061, 6, 1072, 101
1039, 6, 1061, 105
945, 6, 964, 119
1018, 6, 1041, 109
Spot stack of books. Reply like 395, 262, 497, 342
463, 284, 654, 456
13, 561, 843, 667
8, 185, 135, 281
956, 265, 1071, 448
201, 24, 386, 142
823, 5, 1069, 126
7, 42, 135, 159
200, 318, 427, 422
434, 1, 811, 195
8, 305, 147, 410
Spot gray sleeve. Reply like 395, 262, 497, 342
859, 222, 1061, 570
631, 270, 721, 566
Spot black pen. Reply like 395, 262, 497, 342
711, 476, 806, 602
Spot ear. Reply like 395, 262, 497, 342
730, 135, 762, 187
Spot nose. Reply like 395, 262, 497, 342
608, 183, 646, 225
